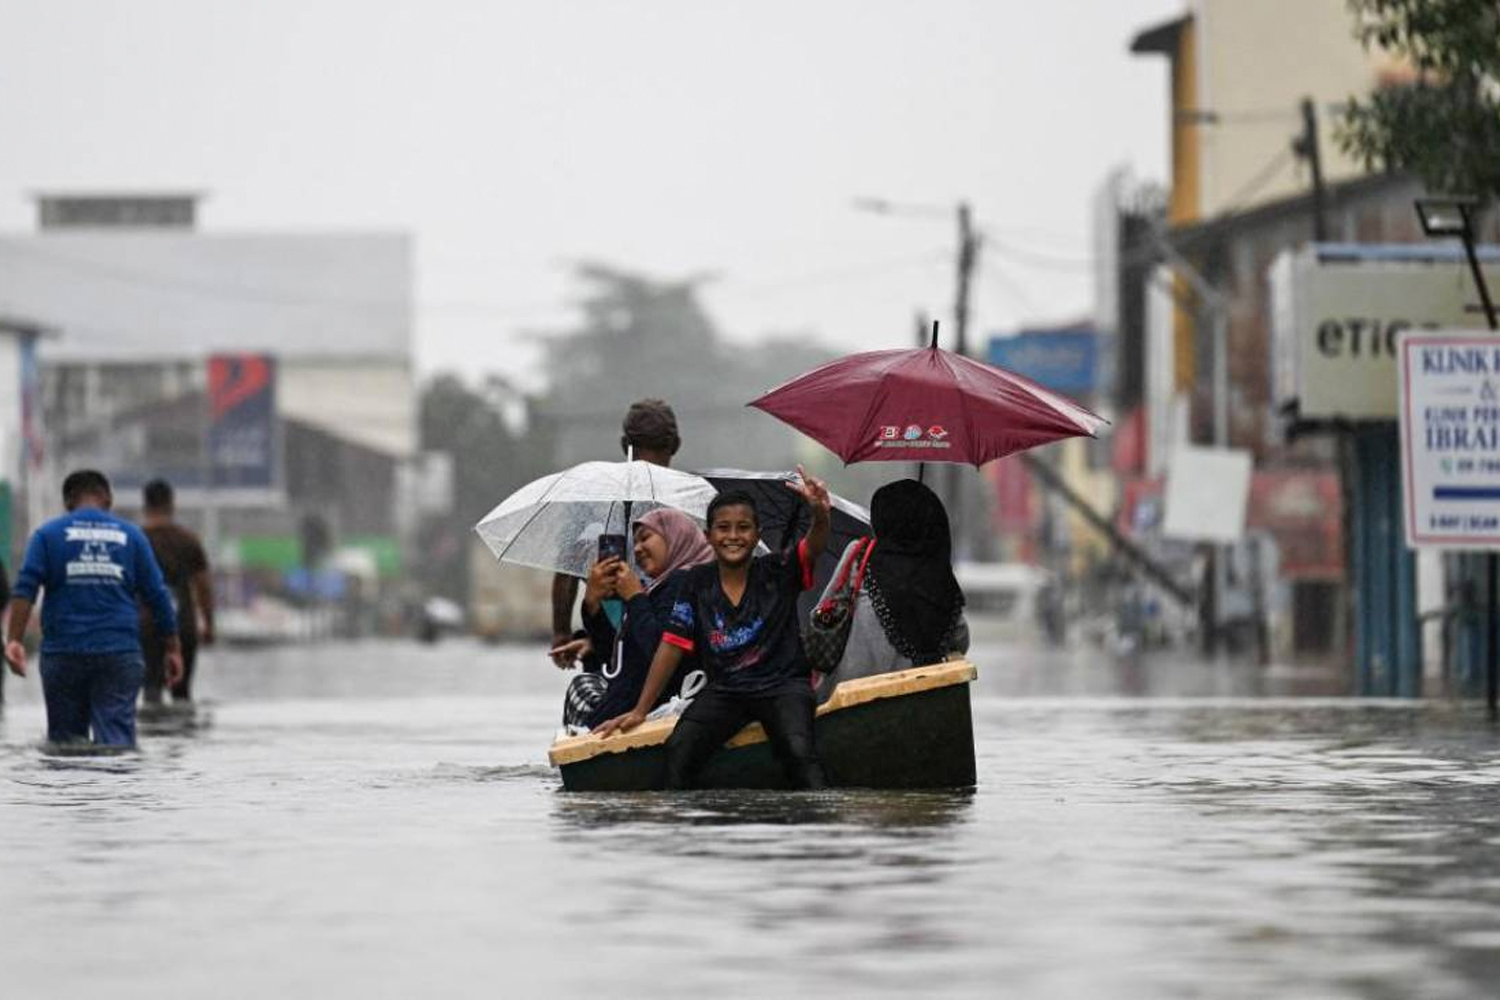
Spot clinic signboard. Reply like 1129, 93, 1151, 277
987, 327, 1098, 396
1271, 245, 1500, 420
1397, 331, 1500, 549
208, 353, 278, 492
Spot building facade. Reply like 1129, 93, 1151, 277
0, 193, 416, 624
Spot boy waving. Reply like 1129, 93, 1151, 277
594, 466, 830, 789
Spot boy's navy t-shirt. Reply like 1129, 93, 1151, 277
12, 508, 178, 655
662, 540, 815, 696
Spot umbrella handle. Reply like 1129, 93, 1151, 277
604, 611, 625, 680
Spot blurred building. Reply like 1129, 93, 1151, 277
1108, 2, 1500, 691
0, 193, 416, 624
0, 316, 49, 567
1131, 0, 1394, 227
986, 324, 1113, 575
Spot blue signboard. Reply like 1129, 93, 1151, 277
208, 354, 278, 490
987, 327, 1098, 395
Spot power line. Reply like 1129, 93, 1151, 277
1177, 101, 1348, 126
710, 249, 950, 298
978, 144, 1303, 279
981, 257, 1045, 316
981, 233, 1095, 272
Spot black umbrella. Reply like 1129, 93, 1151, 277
698, 468, 871, 608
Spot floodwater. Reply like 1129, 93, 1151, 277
3, 639, 1499, 999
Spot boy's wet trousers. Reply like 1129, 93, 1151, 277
663, 680, 827, 790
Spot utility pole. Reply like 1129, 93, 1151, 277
1293, 96, 1328, 242
949, 202, 980, 558
1150, 223, 1231, 653
953, 202, 978, 358
1454, 208, 1498, 720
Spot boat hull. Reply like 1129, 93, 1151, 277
550, 661, 977, 792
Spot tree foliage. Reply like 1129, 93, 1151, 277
533, 262, 840, 473
417, 373, 553, 601
1336, 0, 1500, 200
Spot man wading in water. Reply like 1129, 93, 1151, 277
139, 479, 214, 704
4, 470, 181, 748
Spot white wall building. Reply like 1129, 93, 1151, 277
0, 193, 415, 575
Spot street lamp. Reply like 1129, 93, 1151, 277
1414, 195, 1498, 721
1415, 196, 1498, 330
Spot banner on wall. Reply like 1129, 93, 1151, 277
207, 353, 279, 491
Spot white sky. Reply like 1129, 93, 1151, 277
0, 0, 1180, 389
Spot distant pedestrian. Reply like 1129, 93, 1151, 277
139, 479, 214, 704
3, 470, 181, 748
549, 399, 682, 668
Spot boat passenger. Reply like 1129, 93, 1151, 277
561, 508, 712, 730
549, 399, 681, 670
815, 478, 968, 701
593, 471, 832, 790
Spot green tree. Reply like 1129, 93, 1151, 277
534, 262, 844, 476
417, 373, 553, 602
1337, 0, 1500, 200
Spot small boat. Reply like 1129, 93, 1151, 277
548, 660, 977, 791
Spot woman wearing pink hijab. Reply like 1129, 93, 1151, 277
563, 508, 714, 729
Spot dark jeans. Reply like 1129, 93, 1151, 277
664, 680, 827, 790
143, 629, 197, 703
40, 651, 146, 747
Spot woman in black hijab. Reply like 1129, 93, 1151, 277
813, 479, 968, 698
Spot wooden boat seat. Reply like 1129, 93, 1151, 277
549, 659, 977, 767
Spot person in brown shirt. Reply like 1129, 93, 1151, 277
139, 479, 215, 704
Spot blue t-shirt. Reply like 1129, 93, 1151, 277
12, 507, 178, 655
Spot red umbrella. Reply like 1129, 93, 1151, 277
749, 335, 1107, 467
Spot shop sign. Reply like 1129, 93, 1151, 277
1246, 470, 1343, 578
1162, 446, 1252, 543
1397, 330, 1500, 549
987, 327, 1097, 395
1271, 246, 1500, 420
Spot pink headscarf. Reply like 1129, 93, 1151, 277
633, 508, 714, 591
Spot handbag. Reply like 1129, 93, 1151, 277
803, 538, 875, 674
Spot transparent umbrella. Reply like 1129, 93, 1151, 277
474, 460, 720, 578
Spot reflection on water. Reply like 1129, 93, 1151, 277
1, 639, 1499, 999
136, 701, 215, 738
554, 788, 975, 830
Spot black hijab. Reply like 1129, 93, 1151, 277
865, 479, 965, 664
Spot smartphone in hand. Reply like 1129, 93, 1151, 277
597, 533, 628, 562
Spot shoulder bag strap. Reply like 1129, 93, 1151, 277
850, 538, 876, 596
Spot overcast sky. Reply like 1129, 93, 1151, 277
0, 0, 1180, 389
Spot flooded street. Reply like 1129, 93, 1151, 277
3, 640, 1500, 999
